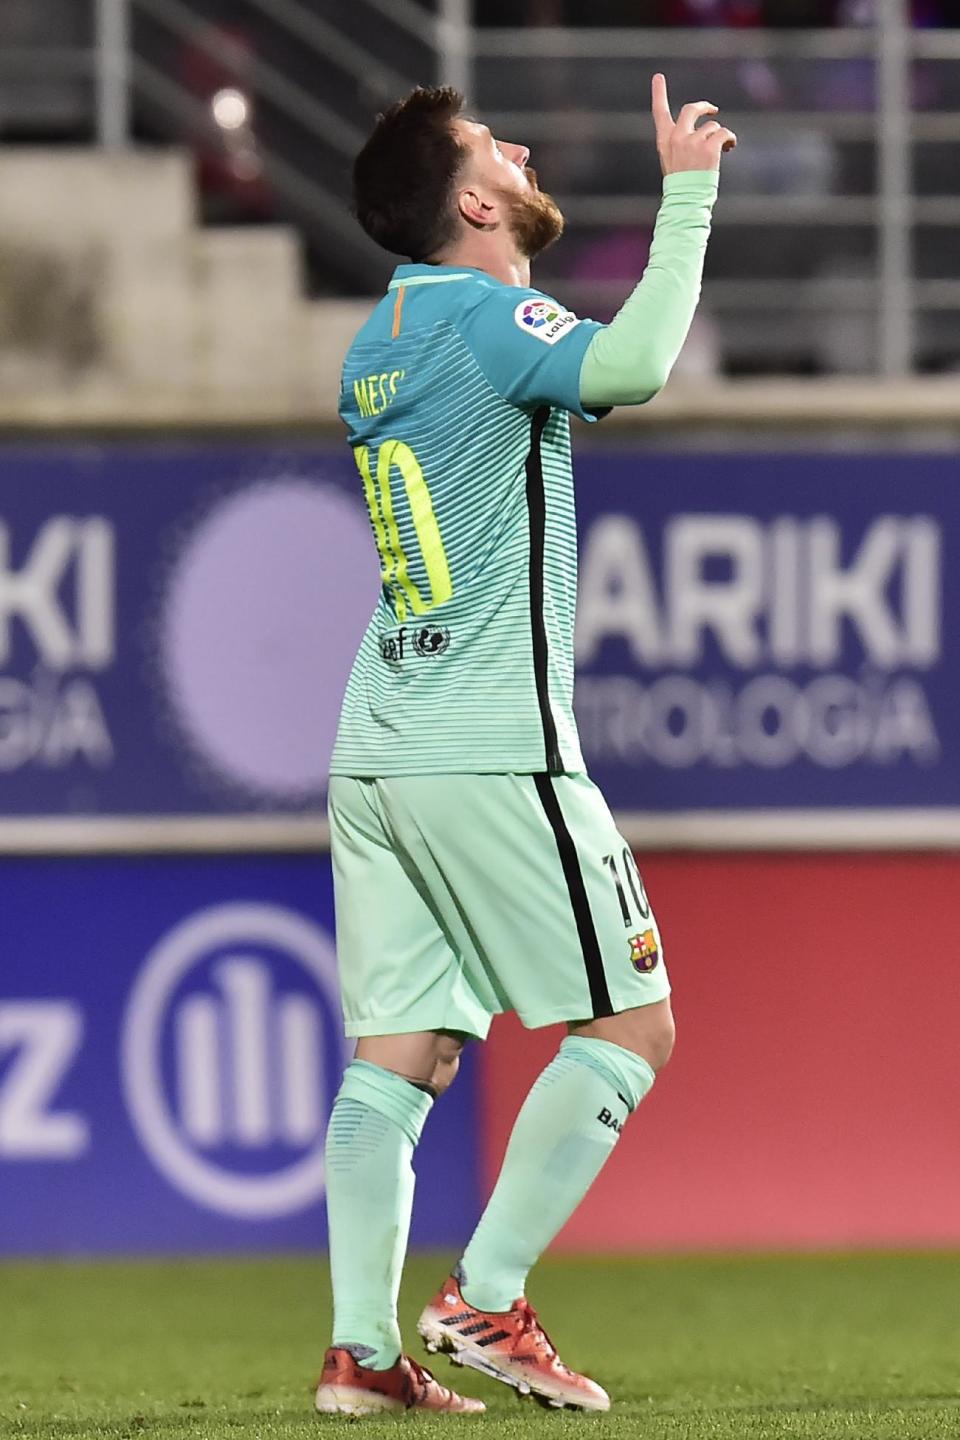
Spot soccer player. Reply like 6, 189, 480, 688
316, 74, 735, 1416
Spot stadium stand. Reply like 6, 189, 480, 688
3, 2, 960, 386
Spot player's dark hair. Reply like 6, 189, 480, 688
353, 86, 468, 261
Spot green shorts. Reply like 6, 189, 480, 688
328, 772, 670, 1040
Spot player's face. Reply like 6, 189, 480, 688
453, 119, 565, 258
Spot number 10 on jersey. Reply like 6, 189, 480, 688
355, 439, 453, 622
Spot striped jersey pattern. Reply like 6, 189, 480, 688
330, 262, 605, 778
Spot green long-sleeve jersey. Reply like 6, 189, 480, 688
329, 171, 718, 778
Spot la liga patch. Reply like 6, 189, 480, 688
514, 297, 580, 345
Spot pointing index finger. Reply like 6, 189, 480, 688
651, 72, 674, 141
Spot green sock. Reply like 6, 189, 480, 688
459, 1036, 655, 1312
326, 1060, 432, 1369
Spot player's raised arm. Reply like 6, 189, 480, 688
578, 74, 736, 410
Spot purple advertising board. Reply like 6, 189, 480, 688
572, 452, 955, 817
0, 446, 368, 816
0, 444, 955, 833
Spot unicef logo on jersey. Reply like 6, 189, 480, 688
379, 624, 451, 663
413, 625, 451, 657
120, 904, 351, 1219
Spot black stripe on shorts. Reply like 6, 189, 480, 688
533, 773, 613, 1019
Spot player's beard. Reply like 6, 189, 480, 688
501, 168, 565, 259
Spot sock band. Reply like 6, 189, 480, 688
337, 1060, 433, 1147
560, 1035, 655, 1113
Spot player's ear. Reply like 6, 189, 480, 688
457, 186, 497, 231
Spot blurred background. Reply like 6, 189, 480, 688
1, 0, 958, 1260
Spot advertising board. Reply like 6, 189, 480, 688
574, 453, 956, 840
0, 445, 955, 843
0, 854, 480, 1254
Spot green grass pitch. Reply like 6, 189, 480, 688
2, 1253, 958, 1438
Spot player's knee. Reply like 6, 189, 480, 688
617, 1011, 675, 1073
429, 1032, 465, 1096
355, 1030, 464, 1095
645, 1009, 676, 1073
582, 1000, 676, 1073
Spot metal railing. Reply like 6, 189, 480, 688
97, 0, 467, 291
0, 0, 449, 290
472, 5, 955, 377
2, 3, 959, 375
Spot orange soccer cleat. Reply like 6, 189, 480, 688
315, 1346, 486, 1416
417, 1269, 610, 1412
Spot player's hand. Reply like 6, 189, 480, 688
651, 72, 737, 175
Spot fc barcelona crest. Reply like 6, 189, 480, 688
629, 929, 659, 973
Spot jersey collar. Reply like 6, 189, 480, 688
388, 263, 494, 291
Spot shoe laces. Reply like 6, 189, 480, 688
512, 1298, 558, 1358
405, 1355, 443, 1402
